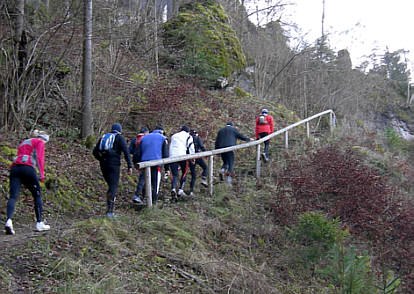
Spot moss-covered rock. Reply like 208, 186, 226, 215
163, 0, 246, 83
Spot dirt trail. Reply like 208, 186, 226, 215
0, 216, 76, 249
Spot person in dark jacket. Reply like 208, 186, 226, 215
129, 127, 149, 204
93, 123, 132, 217
188, 129, 208, 196
5, 130, 51, 235
137, 127, 169, 204
215, 122, 253, 185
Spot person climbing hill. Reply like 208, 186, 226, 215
136, 126, 169, 205
255, 108, 274, 162
215, 122, 253, 185
188, 128, 208, 196
93, 123, 132, 218
5, 130, 51, 235
169, 126, 195, 200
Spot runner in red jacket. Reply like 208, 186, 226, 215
5, 130, 51, 235
255, 109, 274, 162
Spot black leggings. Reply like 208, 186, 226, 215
189, 158, 207, 192
258, 132, 270, 155
100, 163, 120, 200
7, 165, 43, 222
220, 151, 235, 173
170, 160, 189, 190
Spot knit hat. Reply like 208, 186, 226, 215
261, 109, 268, 115
140, 127, 149, 133
226, 121, 233, 126
111, 123, 122, 133
33, 130, 49, 142
181, 125, 190, 132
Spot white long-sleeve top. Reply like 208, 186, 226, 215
169, 130, 195, 157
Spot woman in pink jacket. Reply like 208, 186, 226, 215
255, 109, 274, 162
5, 130, 50, 235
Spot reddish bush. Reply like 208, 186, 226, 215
270, 145, 413, 290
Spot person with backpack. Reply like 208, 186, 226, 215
93, 123, 132, 218
255, 109, 274, 162
169, 126, 195, 200
5, 130, 51, 235
129, 127, 149, 204
188, 128, 208, 196
215, 122, 253, 185
136, 126, 169, 205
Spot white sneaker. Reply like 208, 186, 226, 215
133, 195, 143, 204
178, 189, 187, 197
5, 219, 15, 235
189, 192, 195, 197
35, 221, 50, 232
201, 178, 208, 187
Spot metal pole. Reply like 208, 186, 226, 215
208, 155, 214, 196
145, 167, 152, 207
256, 144, 261, 179
306, 122, 310, 138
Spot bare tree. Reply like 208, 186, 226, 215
81, 0, 93, 139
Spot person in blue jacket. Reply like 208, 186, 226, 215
136, 126, 169, 204
215, 122, 253, 185
93, 123, 132, 217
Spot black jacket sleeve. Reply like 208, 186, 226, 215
235, 129, 250, 142
92, 139, 102, 160
162, 140, 169, 159
196, 136, 206, 152
119, 135, 133, 169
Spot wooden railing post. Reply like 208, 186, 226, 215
145, 167, 152, 207
208, 155, 214, 196
285, 131, 289, 149
256, 144, 261, 179
330, 112, 334, 134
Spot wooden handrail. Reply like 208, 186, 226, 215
138, 109, 336, 207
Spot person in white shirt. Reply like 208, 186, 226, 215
168, 126, 195, 200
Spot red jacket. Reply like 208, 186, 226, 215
11, 138, 46, 182
255, 114, 274, 139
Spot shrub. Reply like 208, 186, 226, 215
271, 144, 413, 290
289, 212, 345, 263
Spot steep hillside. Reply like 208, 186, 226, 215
1, 83, 413, 292
1, 0, 413, 293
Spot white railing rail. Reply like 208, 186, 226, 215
138, 109, 336, 207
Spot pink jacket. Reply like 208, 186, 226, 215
11, 138, 46, 182
255, 114, 274, 139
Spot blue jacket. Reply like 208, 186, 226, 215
139, 130, 169, 162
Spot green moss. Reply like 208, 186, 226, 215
163, 1, 246, 83
0, 145, 17, 157
234, 87, 251, 98
0, 154, 12, 166
84, 134, 96, 149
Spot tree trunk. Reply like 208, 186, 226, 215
81, 0, 93, 139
